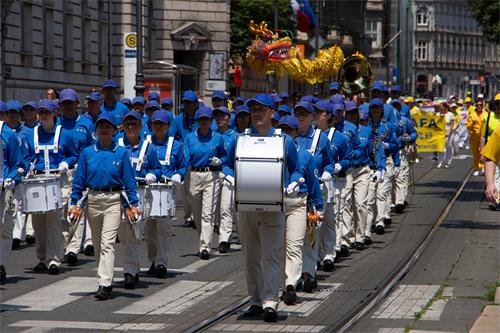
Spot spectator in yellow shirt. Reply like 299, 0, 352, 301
466, 99, 486, 175
482, 123, 500, 208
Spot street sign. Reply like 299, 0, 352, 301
123, 32, 137, 98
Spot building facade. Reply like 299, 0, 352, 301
0, 0, 230, 107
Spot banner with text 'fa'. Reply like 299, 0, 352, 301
413, 108, 445, 152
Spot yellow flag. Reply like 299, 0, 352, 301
413, 109, 446, 152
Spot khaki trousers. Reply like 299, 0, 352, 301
395, 149, 410, 205
283, 195, 307, 287
31, 209, 63, 267
145, 217, 172, 267
338, 172, 354, 246
217, 185, 235, 244
238, 210, 285, 311
182, 178, 193, 221
0, 189, 18, 266
350, 166, 371, 243
366, 173, 378, 238
376, 157, 394, 225
86, 191, 121, 287
65, 215, 93, 254
187, 171, 222, 253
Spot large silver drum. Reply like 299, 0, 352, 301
148, 183, 175, 218
21, 176, 62, 214
234, 134, 285, 212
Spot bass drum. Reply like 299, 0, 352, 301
234, 134, 285, 212
148, 183, 175, 218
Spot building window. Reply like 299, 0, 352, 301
416, 5, 429, 26
415, 41, 427, 61
98, 0, 109, 73
20, 2, 33, 66
365, 20, 382, 49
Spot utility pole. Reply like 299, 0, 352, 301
313, 0, 320, 95
134, 0, 145, 97
107, 0, 112, 79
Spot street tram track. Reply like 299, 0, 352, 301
183, 161, 470, 333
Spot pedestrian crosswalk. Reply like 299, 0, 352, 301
280, 283, 342, 317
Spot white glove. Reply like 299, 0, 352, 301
3, 178, 15, 190
58, 161, 69, 173
224, 175, 235, 189
210, 156, 221, 166
402, 134, 411, 142
394, 167, 400, 177
145, 173, 157, 184
373, 170, 385, 183
334, 163, 342, 174
286, 182, 300, 198
321, 171, 332, 182
382, 142, 389, 149
171, 174, 182, 185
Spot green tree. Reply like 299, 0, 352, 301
467, 0, 500, 43
230, 0, 296, 58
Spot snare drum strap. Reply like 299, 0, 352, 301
327, 127, 336, 142
274, 128, 282, 137
162, 137, 175, 166
34, 125, 62, 154
309, 129, 322, 155
135, 140, 150, 172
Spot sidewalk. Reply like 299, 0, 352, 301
469, 287, 500, 333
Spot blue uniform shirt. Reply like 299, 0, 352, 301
336, 120, 362, 161
118, 136, 162, 180
184, 129, 233, 176
1, 123, 24, 184
57, 115, 93, 154
26, 125, 78, 172
7, 123, 31, 173
323, 127, 353, 174
369, 120, 399, 167
297, 147, 324, 211
358, 124, 386, 171
70, 142, 139, 207
296, 126, 336, 177
401, 104, 411, 120
100, 100, 129, 126
397, 115, 417, 148
149, 134, 188, 179
172, 113, 198, 142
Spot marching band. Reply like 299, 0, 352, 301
0, 80, 499, 324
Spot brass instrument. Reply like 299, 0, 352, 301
338, 52, 374, 95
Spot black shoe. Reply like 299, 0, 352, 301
323, 259, 334, 272
404, 200, 408, 207
370, 225, 376, 233
340, 244, 349, 257
303, 273, 316, 293
355, 242, 365, 251
213, 225, 220, 234
33, 262, 47, 272
156, 265, 167, 278
242, 305, 264, 317
384, 218, 392, 226
94, 285, 112, 300
283, 285, 297, 305
218, 241, 229, 253
349, 242, 356, 249
182, 219, 195, 229
0, 265, 6, 285
48, 264, 60, 275
25, 235, 36, 245
66, 252, 78, 266
364, 236, 372, 246
200, 249, 210, 260
11, 238, 21, 250
84, 245, 94, 256
124, 273, 136, 289
316, 260, 322, 271
147, 262, 156, 276
395, 204, 405, 214
375, 225, 385, 235
263, 307, 277, 322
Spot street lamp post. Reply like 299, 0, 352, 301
313, 0, 320, 96
134, 0, 145, 97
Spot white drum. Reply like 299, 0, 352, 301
234, 134, 285, 212
136, 185, 148, 219
21, 176, 62, 214
148, 183, 175, 218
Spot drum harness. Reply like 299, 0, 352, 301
146, 135, 174, 167
34, 124, 62, 175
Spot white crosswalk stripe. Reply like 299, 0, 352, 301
115, 280, 233, 315
279, 283, 342, 317
10, 320, 170, 331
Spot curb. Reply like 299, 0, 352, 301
469, 286, 500, 333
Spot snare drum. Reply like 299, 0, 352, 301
136, 185, 148, 219
234, 134, 285, 212
148, 183, 175, 218
21, 176, 62, 214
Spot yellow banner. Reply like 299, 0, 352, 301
413, 110, 446, 152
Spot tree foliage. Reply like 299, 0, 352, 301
467, 0, 500, 43
230, 0, 296, 59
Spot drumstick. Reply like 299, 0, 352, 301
292, 177, 305, 190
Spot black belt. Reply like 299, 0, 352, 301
34, 170, 59, 175
89, 186, 123, 192
191, 166, 222, 172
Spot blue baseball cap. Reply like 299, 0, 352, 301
272, 94, 282, 103
131, 96, 145, 105
6, 100, 22, 112
213, 106, 230, 115
195, 106, 213, 120
278, 92, 290, 99
371, 81, 385, 92
0, 101, 7, 112
344, 101, 358, 112
390, 98, 402, 106
247, 93, 274, 109
123, 111, 142, 122
313, 100, 332, 114
95, 112, 117, 129
102, 79, 119, 89
150, 110, 171, 124
182, 90, 198, 102
86, 92, 103, 102
369, 98, 384, 108
359, 104, 369, 120
146, 100, 160, 110
236, 96, 246, 104
272, 111, 280, 122
147, 91, 160, 101
59, 88, 79, 102
161, 97, 173, 105
331, 103, 345, 117
235, 105, 249, 116
390, 85, 401, 93
23, 101, 38, 109
211, 90, 226, 100
294, 101, 314, 113
277, 105, 293, 115
277, 115, 299, 130
36, 100, 57, 112
121, 98, 132, 106
330, 94, 345, 105
329, 82, 340, 91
